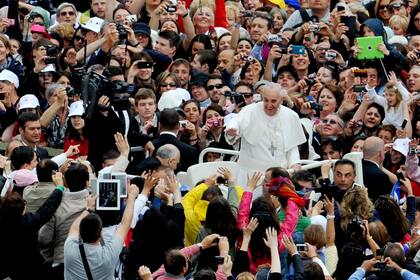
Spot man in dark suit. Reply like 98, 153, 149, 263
362, 136, 393, 202
127, 144, 180, 175
152, 109, 198, 172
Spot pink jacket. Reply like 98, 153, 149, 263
237, 191, 299, 273
152, 244, 227, 280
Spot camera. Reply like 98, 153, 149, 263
296, 244, 308, 252
179, 120, 188, 128
243, 10, 253, 17
125, 15, 137, 23
28, 12, 41, 23
267, 34, 281, 47
374, 262, 387, 269
215, 256, 224, 265
310, 23, 320, 32
207, 118, 221, 128
325, 51, 336, 61
116, 22, 127, 41
66, 87, 79, 97
305, 73, 317, 87
223, 92, 246, 107
243, 55, 254, 62
216, 176, 228, 185
353, 120, 363, 129
166, 5, 177, 12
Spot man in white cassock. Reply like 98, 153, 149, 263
225, 82, 307, 187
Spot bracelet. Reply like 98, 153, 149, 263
132, 41, 140, 47
326, 215, 335, 220
182, 13, 189, 18
56, 185, 65, 192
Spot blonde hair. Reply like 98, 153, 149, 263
384, 82, 403, 109
0, 34, 11, 51
389, 15, 409, 33
340, 186, 373, 231
49, 23, 75, 41
189, 0, 215, 19
225, 2, 241, 24
368, 220, 390, 248
236, 272, 255, 280
304, 224, 326, 250
348, 2, 369, 17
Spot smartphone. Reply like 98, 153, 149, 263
0, 91, 5, 101
215, 256, 224, 265
340, 16, 349, 25
290, 45, 305, 55
179, 120, 188, 128
337, 5, 345, 11
374, 262, 386, 269
397, 172, 405, 184
137, 61, 153, 69
353, 85, 365, 93
402, 119, 407, 129
296, 244, 308, 252
166, 5, 177, 12
8, 19, 15, 26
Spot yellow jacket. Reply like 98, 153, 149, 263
182, 183, 244, 246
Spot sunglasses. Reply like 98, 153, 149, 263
74, 35, 85, 41
237, 92, 253, 97
160, 82, 177, 87
60, 11, 75, 16
206, 84, 224, 90
322, 118, 340, 126
378, 4, 390, 10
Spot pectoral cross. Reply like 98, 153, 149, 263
269, 142, 277, 157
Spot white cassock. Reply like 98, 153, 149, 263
225, 102, 306, 187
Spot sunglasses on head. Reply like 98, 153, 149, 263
206, 84, 224, 90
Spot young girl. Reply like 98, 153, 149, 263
366, 71, 410, 131
64, 101, 89, 160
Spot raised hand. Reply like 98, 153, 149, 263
52, 171, 64, 187
243, 217, 259, 238
263, 227, 278, 249
247, 171, 263, 191
138, 265, 152, 280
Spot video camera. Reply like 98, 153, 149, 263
71, 67, 136, 118
44, 45, 58, 65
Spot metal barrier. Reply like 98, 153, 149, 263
198, 148, 364, 186
199, 148, 240, 163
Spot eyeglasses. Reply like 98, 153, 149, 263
60, 11, 75, 16
74, 35, 85, 41
206, 84, 224, 90
322, 118, 339, 126
160, 82, 177, 87
237, 92, 253, 97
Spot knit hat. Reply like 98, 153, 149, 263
29, 7, 51, 28
133, 22, 151, 37
12, 169, 38, 188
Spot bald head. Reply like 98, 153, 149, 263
363, 136, 384, 162
156, 144, 180, 160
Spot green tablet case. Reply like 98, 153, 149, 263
356, 36, 385, 60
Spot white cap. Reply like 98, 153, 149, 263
388, 35, 409, 46
18, 94, 40, 110
81, 17, 104, 33
41, 64, 56, 73
157, 88, 191, 111
393, 138, 411, 157
0, 69, 19, 89
68, 101, 85, 117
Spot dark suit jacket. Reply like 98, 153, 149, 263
126, 156, 161, 176
152, 133, 198, 172
362, 159, 393, 202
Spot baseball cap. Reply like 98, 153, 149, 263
18, 94, 40, 110
12, 169, 38, 188
0, 69, 19, 89
81, 17, 104, 33
68, 101, 85, 117
158, 88, 191, 111
393, 138, 410, 156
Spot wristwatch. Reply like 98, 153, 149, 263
86, 208, 95, 214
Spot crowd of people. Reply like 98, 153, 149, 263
1, 0, 420, 279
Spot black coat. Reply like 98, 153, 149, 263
362, 159, 393, 202
152, 133, 199, 172
126, 156, 161, 175
0, 189, 63, 280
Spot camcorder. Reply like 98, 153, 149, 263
71, 67, 137, 118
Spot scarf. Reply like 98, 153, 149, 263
267, 177, 305, 208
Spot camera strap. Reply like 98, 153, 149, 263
79, 240, 94, 280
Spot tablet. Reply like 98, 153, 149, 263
97, 179, 120, 210
356, 36, 384, 60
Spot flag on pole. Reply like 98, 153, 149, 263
390, 181, 401, 205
